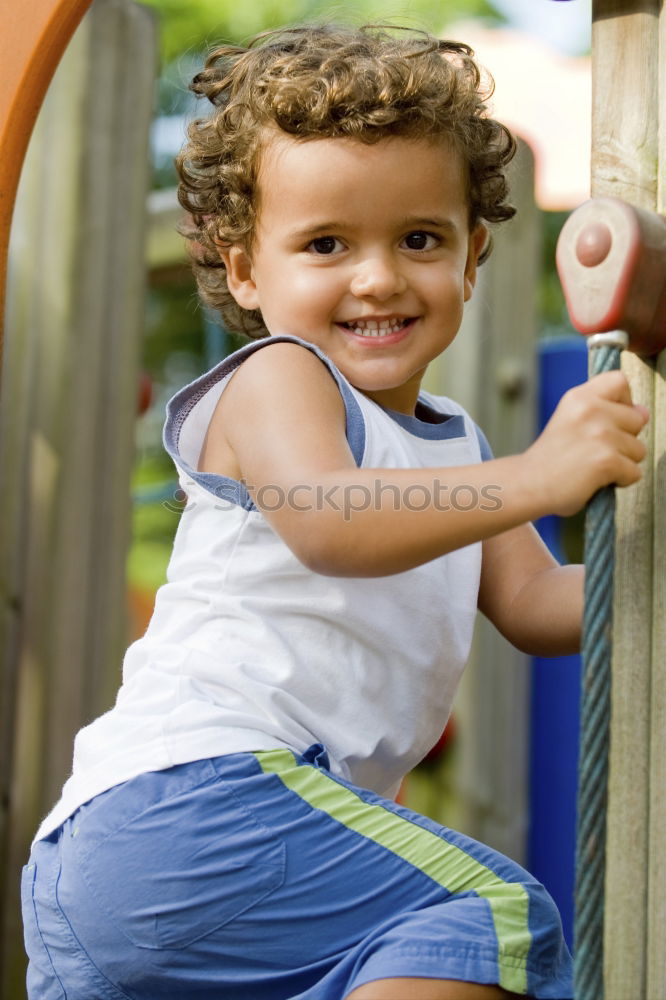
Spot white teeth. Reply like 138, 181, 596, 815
346, 318, 407, 337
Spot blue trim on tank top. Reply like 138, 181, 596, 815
163, 334, 490, 510
377, 402, 465, 441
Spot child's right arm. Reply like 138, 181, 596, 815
200, 342, 648, 578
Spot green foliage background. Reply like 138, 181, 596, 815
141, 0, 503, 64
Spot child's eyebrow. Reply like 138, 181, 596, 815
401, 216, 460, 233
290, 216, 460, 240
290, 222, 346, 240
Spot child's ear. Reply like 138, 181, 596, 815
463, 224, 488, 302
219, 245, 260, 311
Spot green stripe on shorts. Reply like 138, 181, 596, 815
255, 749, 530, 995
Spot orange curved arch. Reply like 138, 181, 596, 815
0, 0, 92, 357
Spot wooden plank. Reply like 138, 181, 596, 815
1, 2, 156, 992
590, 2, 660, 997
36, 0, 154, 799
81, 0, 158, 725
0, 21, 91, 991
646, 6, 666, 995
422, 140, 539, 863
0, 1, 90, 976
0, 0, 92, 354
0, 112, 42, 909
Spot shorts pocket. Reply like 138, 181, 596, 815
21, 862, 66, 1000
74, 774, 286, 950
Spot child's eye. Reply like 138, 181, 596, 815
307, 236, 345, 255
402, 231, 439, 251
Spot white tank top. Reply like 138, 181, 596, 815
35, 336, 486, 842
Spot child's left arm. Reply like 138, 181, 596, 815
477, 523, 584, 656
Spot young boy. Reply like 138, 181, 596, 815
22, 24, 647, 1000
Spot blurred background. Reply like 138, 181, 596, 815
1, 0, 593, 994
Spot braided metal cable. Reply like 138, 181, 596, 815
574, 338, 626, 1000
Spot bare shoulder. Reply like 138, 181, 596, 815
223, 341, 344, 413
199, 340, 350, 479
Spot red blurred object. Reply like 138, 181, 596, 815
422, 715, 457, 765
137, 371, 153, 415
127, 584, 156, 641
556, 197, 666, 356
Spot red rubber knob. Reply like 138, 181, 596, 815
575, 222, 612, 267
556, 197, 666, 356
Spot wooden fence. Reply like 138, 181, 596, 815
0, 2, 156, 993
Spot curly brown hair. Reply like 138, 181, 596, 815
176, 23, 517, 337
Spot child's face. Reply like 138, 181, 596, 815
223, 133, 486, 413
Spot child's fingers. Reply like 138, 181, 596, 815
589, 426, 647, 488
602, 398, 650, 434
586, 369, 635, 403
615, 427, 648, 462
613, 452, 645, 487
594, 422, 647, 466
562, 374, 649, 436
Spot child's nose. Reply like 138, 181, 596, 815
349, 256, 407, 300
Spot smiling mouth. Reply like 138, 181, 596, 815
339, 318, 412, 337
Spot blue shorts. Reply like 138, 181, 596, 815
22, 744, 572, 999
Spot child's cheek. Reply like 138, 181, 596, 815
290, 268, 340, 307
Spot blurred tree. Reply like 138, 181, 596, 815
140, 0, 504, 65
540, 212, 571, 333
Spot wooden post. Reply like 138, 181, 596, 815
0, 0, 92, 984
646, 5, 666, 996
0, 1, 156, 992
590, 2, 660, 997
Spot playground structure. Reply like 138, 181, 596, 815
0, 1, 157, 994
585, 6, 666, 997
1, 2, 665, 999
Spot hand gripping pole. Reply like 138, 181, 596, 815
556, 198, 666, 1000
